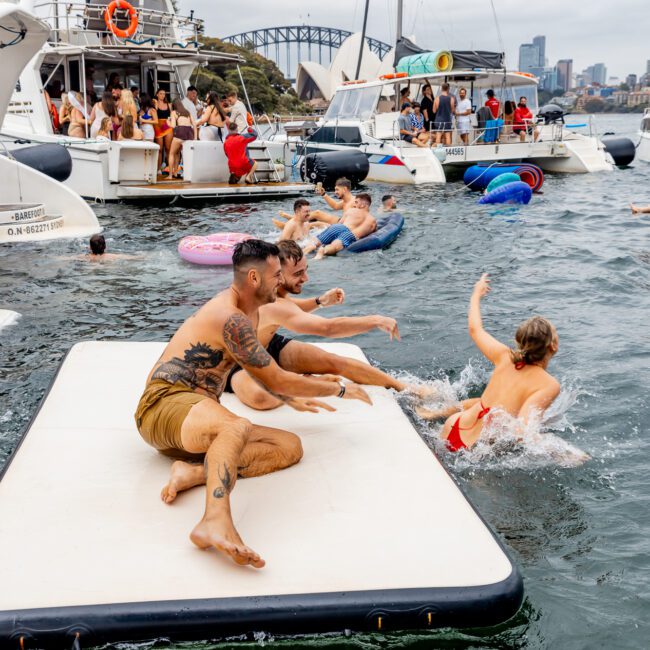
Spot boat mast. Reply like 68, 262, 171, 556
396, 0, 403, 45
355, 0, 370, 80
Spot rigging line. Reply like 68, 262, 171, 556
489, 0, 505, 55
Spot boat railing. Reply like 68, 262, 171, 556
32, 1, 203, 49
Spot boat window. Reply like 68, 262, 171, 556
308, 126, 362, 144
324, 86, 380, 121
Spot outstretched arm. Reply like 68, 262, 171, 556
518, 381, 561, 425
277, 303, 400, 340
222, 311, 371, 403
468, 273, 510, 365
291, 287, 345, 313
316, 187, 344, 211
309, 209, 340, 224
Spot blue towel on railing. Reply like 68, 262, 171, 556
483, 118, 504, 143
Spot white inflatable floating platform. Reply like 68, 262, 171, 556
0, 342, 523, 648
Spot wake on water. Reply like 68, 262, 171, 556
396, 360, 591, 471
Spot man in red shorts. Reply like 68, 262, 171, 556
224, 122, 257, 184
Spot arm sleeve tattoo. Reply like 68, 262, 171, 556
223, 312, 272, 368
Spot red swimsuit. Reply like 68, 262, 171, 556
447, 362, 527, 451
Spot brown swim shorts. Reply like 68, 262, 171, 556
134, 379, 206, 459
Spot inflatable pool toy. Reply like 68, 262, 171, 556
345, 213, 404, 253
0, 340, 523, 647
178, 232, 252, 265
478, 181, 533, 205
463, 163, 544, 192
396, 50, 454, 75
486, 173, 521, 193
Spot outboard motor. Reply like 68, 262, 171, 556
9, 144, 73, 182
601, 136, 636, 167
537, 103, 565, 125
301, 150, 369, 189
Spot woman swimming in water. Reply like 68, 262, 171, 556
417, 273, 561, 451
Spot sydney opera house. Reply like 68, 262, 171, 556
295, 33, 395, 106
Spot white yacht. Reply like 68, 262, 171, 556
277, 67, 614, 185
637, 108, 650, 163
0, 0, 99, 243
1, 0, 307, 201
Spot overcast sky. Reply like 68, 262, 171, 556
179, 0, 648, 80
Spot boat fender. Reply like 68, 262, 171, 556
301, 150, 369, 190
10, 144, 73, 182
478, 181, 532, 205
601, 136, 636, 167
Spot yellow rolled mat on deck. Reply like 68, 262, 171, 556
395, 50, 454, 75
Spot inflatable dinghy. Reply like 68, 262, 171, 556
0, 342, 523, 648
345, 213, 405, 253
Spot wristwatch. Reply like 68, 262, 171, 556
315, 296, 322, 306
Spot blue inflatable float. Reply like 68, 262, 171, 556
463, 163, 544, 192
478, 181, 532, 205
345, 213, 405, 253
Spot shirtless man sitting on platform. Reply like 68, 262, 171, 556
224, 240, 422, 410
304, 193, 377, 258
134, 240, 371, 569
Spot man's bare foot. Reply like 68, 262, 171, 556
190, 515, 265, 568
314, 247, 325, 260
161, 461, 205, 504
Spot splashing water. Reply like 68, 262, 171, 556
398, 361, 591, 471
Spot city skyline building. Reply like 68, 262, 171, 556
519, 43, 540, 73
592, 63, 607, 84
532, 35, 546, 67
556, 59, 573, 92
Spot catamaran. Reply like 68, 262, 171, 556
1, 0, 308, 201
264, 0, 614, 185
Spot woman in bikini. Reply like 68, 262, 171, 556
417, 274, 561, 451
197, 91, 228, 141
167, 98, 196, 180
138, 93, 157, 142
153, 88, 173, 173
67, 92, 90, 138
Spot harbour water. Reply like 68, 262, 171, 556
0, 115, 648, 648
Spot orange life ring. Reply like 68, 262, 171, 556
104, 0, 138, 39
380, 73, 396, 80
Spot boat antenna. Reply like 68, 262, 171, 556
489, 0, 505, 59
355, 0, 370, 79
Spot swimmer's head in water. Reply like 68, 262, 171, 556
382, 194, 396, 209
233, 239, 282, 303
293, 198, 310, 219
511, 316, 558, 366
89, 234, 106, 255
277, 240, 307, 294
334, 178, 351, 198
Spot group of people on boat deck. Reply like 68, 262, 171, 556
47, 73, 255, 182
398, 84, 538, 147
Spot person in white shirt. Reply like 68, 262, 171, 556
227, 90, 248, 133
181, 85, 203, 122
455, 87, 473, 145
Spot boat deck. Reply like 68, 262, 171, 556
117, 179, 312, 200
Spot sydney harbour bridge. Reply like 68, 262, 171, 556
222, 26, 392, 81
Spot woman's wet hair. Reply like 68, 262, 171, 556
206, 91, 227, 120
89, 234, 106, 255
121, 113, 135, 139
511, 316, 556, 365
139, 92, 153, 113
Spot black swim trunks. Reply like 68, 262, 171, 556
223, 333, 293, 393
